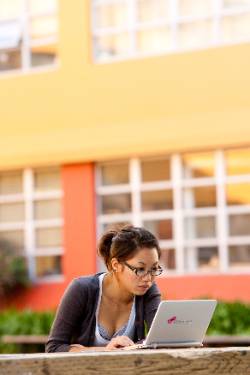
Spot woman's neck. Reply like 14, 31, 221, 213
102, 272, 134, 306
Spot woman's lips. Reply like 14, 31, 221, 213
137, 284, 150, 290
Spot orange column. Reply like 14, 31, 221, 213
62, 163, 96, 282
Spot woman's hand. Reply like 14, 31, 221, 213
69, 344, 85, 352
105, 335, 134, 350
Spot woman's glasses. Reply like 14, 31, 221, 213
123, 261, 163, 277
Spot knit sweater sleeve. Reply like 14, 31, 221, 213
45, 278, 87, 353
144, 282, 161, 330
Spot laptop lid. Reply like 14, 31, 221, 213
145, 300, 217, 346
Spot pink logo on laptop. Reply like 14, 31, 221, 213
167, 316, 177, 324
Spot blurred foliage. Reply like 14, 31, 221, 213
0, 309, 55, 353
0, 239, 29, 296
207, 301, 250, 335
1, 301, 250, 353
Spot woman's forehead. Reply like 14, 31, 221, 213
130, 247, 159, 262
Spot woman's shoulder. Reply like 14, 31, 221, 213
71, 272, 103, 288
66, 272, 104, 294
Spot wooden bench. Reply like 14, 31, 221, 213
1, 347, 250, 375
1, 335, 48, 345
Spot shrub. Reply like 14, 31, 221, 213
207, 301, 250, 335
0, 238, 29, 297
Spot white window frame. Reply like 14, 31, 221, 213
91, 0, 250, 63
0, 0, 58, 76
96, 148, 250, 276
0, 167, 64, 283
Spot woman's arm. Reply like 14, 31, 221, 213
45, 279, 86, 353
68, 336, 135, 352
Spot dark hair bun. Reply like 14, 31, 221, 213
97, 230, 117, 268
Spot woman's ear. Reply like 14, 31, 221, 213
110, 258, 122, 273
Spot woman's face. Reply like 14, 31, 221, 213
115, 247, 160, 296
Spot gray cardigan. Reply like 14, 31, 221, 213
46, 273, 161, 352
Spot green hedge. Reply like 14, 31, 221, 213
0, 309, 55, 353
1, 301, 250, 353
207, 301, 250, 335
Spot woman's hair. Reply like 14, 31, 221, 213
98, 224, 161, 270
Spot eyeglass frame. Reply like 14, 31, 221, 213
123, 261, 163, 277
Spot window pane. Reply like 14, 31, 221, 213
36, 227, 62, 248
100, 162, 129, 185
0, 171, 22, 195
137, 0, 171, 23
141, 158, 171, 182
34, 199, 61, 220
141, 190, 173, 211
0, 230, 24, 249
225, 148, 250, 175
0, 0, 22, 19
182, 152, 215, 178
177, 20, 213, 49
31, 44, 57, 67
160, 248, 176, 270
35, 255, 61, 277
94, 32, 131, 59
0, 202, 24, 222
95, 1, 129, 28
221, 13, 250, 43
103, 221, 131, 232
178, 0, 213, 17
185, 246, 219, 271
229, 245, 250, 268
197, 247, 219, 271
29, 0, 57, 14
143, 219, 173, 239
34, 167, 61, 191
0, 48, 21, 71
183, 186, 216, 208
101, 193, 131, 214
184, 216, 216, 239
229, 214, 250, 236
226, 183, 250, 205
223, 0, 250, 9
137, 27, 172, 53
30, 15, 58, 39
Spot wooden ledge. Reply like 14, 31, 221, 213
1, 347, 250, 375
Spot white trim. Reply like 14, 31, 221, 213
98, 213, 132, 223
23, 168, 36, 281
215, 150, 228, 272
0, 223, 24, 231
34, 218, 63, 228
227, 205, 250, 214
182, 177, 216, 187
35, 247, 63, 256
97, 184, 131, 195
0, 194, 24, 203
228, 237, 250, 245
183, 207, 217, 217
172, 154, 184, 274
130, 158, 142, 226
140, 181, 173, 191
141, 210, 174, 220
33, 190, 63, 200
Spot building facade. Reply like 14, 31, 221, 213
1, 0, 250, 310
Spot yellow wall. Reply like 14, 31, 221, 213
0, 0, 250, 170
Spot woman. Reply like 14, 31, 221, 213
45, 225, 162, 352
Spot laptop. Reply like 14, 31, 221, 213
125, 299, 217, 349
